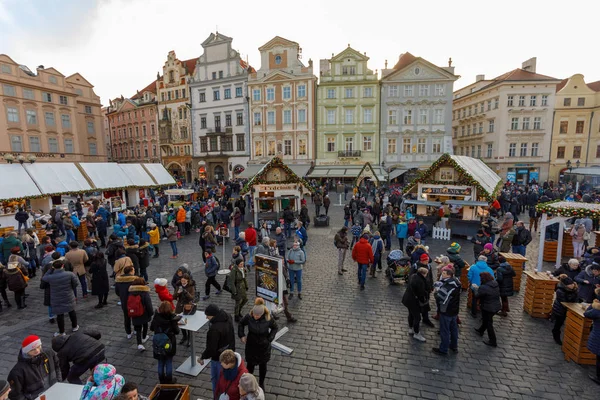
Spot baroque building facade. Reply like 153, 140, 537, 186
311, 45, 380, 180
105, 80, 159, 164
380, 52, 457, 182
0, 54, 106, 163
189, 32, 252, 182
452, 58, 559, 184
246, 36, 317, 175
156, 51, 197, 182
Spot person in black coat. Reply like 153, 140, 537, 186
473, 272, 501, 347
150, 301, 181, 384
128, 277, 154, 351
432, 266, 461, 356
238, 300, 279, 390
95, 216, 107, 248
200, 304, 236, 394
551, 275, 579, 345
137, 240, 150, 283
89, 252, 109, 308
125, 240, 140, 277
402, 267, 430, 342
51, 330, 105, 384
495, 256, 516, 317
114, 266, 137, 339
552, 259, 581, 281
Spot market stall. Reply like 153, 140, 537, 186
403, 154, 501, 237
240, 157, 314, 229
143, 163, 177, 186
535, 201, 600, 271
0, 164, 44, 229
118, 163, 158, 206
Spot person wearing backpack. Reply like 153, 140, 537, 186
203, 250, 222, 301
127, 277, 154, 351
174, 273, 195, 347
150, 301, 180, 384
115, 266, 137, 339
2, 248, 29, 309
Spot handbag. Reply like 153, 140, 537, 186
183, 303, 197, 315
222, 273, 232, 293
17, 267, 30, 283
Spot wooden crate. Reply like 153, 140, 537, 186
543, 240, 558, 262
522, 271, 558, 318
0, 226, 15, 235
149, 384, 190, 400
76, 223, 88, 241
499, 252, 526, 291
460, 263, 470, 290
561, 302, 596, 365
562, 232, 574, 257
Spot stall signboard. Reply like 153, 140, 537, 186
255, 254, 283, 305
530, 171, 539, 182
422, 186, 472, 196
109, 196, 123, 212
255, 184, 297, 191
507, 172, 516, 182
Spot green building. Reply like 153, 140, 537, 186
309, 46, 385, 182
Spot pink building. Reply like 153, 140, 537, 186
106, 80, 160, 163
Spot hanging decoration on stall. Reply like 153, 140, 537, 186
240, 157, 314, 195
353, 162, 380, 187
536, 200, 600, 218
404, 153, 502, 201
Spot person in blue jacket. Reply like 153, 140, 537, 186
467, 255, 494, 317
70, 213, 81, 239
416, 218, 429, 244
369, 231, 384, 275
396, 218, 408, 252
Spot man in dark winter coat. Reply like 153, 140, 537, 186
114, 266, 137, 339
199, 304, 236, 395
432, 266, 461, 355
446, 243, 466, 282
14, 209, 29, 234
511, 221, 532, 256
51, 330, 105, 384
7, 335, 60, 400
41, 260, 79, 336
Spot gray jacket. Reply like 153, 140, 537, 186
286, 248, 305, 271
41, 268, 78, 315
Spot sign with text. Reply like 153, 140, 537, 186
256, 184, 297, 191
422, 186, 472, 196
254, 254, 283, 305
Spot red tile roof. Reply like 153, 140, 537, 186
392, 52, 417, 70
131, 80, 157, 99
182, 58, 197, 75
556, 78, 568, 92
587, 80, 600, 92
489, 68, 558, 82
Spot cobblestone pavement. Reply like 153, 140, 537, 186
0, 202, 598, 400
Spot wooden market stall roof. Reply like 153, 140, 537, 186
0, 164, 43, 201
536, 201, 600, 218
404, 153, 502, 200
240, 156, 315, 195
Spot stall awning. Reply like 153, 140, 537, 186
118, 164, 156, 187
237, 165, 262, 179
445, 200, 489, 207
79, 163, 134, 190
404, 199, 442, 207
0, 164, 43, 201
287, 164, 311, 177
165, 189, 194, 196
388, 169, 407, 180
24, 163, 92, 195
142, 163, 176, 186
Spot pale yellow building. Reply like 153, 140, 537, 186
0, 54, 106, 163
549, 74, 600, 181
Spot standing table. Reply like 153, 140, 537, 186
36, 382, 85, 399
499, 252, 526, 291
562, 230, 574, 257
523, 271, 558, 318
175, 312, 210, 376
561, 302, 595, 365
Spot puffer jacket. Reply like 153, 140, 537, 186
286, 248, 306, 271
575, 265, 600, 303
495, 262, 516, 296
474, 280, 502, 313
434, 277, 461, 316
351, 238, 374, 265
446, 247, 466, 279
150, 311, 181, 359
7, 349, 60, 400
238, 313, 278, 364
551, 282, 579, 318
41, 268, 78, 315
584, 303, 600, 355
51, 330, 104, 380
128, 284, 154, 326
114, 274, 136, 312
79, 363, 124, 400
479, 250, 499, 270
200, 308, 236, 361
3, 265, 28, 292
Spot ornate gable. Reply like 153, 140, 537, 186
240, 157, 314, 195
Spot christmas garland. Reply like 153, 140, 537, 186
0, 185, 171, 203
240, 157, 315, 195
404, 153, 501, 201
536, 200, 600, 218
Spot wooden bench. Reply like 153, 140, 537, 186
561, 302, 595, 365
523, 271, 558, 318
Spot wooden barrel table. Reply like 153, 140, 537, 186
561, 302, 595, 365
523, 271, 558, 318
499, 252, 526, 291
543, 240, 558, 262
562, 230, 574, 257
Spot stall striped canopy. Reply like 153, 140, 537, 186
23, 162, 92, 195
0, 164, 42, 201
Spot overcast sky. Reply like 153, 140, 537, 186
1, 0, 598, 105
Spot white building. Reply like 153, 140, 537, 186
452, 58, 560, 184
380, 52, 458, 183
189, 32, 252, 181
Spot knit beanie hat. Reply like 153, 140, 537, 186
22, 335, 42, 354
0, 379, 9, 397
561, 276, 574, 285
420, 253, 429, 262
205, 304, 220, 317
484, 243, 494, 251
450, 242, 461, 252
154, 278, 167, 287
414, 232, 421, 239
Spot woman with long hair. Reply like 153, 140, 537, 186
174, 273, 195, 347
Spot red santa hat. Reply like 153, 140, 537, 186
22, 335, 42, 354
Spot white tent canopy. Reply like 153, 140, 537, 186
118, 164, 157, 187
450, 155, 501, 198
24, 163, 92, 195
79, 162, 134, 190
143, 163, 176, 186
0, 164, 42, 200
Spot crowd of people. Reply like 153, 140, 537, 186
3, 177, 600, 400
